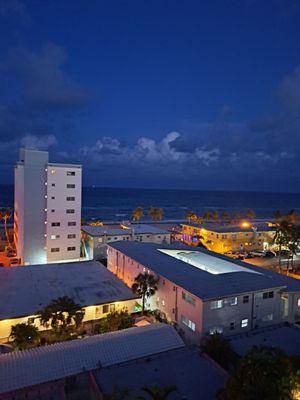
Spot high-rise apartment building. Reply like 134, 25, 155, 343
14, 149, 82, 265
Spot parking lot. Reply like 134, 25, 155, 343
243, 254, 300, 278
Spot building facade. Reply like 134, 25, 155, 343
82, 224, 171, 260
0, 261, 138, 341
107, 242, 300, 343
181, 222, 276, 253
14, 149, 82, 265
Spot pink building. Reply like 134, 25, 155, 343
107, 242, 300, 343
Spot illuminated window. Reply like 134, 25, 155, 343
241, 318, 248, 328
209, 327, 223, 334
50, 235, 60, 240
298, 298, 300, 307
181, 315, 196, 331
51, 169, 55, 175
229, 297, 238, 306
210, 299, 223, 309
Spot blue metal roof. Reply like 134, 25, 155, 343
109, 242, 300, 300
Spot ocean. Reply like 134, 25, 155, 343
1, 184, 299, 221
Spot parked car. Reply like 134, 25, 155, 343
250, 250, 266, 257
264, 250, 276, 258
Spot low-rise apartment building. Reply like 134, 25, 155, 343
181, 222, 276, 253
107, 242, 300, 342
0, 261, 138, 341
82, 224, 171, 260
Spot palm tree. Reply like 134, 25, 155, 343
203, 211, 212, 222
0, 208, 12, 245
221, 211, 230, 224
200, 332, 237, 371
245, 209, 256, 220
234, 212, 242, 224
138, 385, 177, 400
39, 296, 85, 332
89, 220, 104, 226
132, 273, 159, 314
148, 207, 164, 221
10, 322, 39, 350
186, 210, 196, 223
132, 207, 144, 222
287, 225, 300, 272
273, 219, 292, 272
212, 210, 219, 223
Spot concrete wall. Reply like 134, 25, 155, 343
0, 299, 137, 342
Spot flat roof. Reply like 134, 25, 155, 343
230, 324, 300, 356
182, 222, 275, 233
0, 261, 137, 320
81, 224, 170, 237
0, 324, 184, 395
108, 242, 300, 300
97, 346, 226, 400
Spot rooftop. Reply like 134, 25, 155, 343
182, 222, 275, 233
97, 346, 226, 400
230, 324, 300, 356
81, 224, 170, 237
109, 242, 300, 300
0, 324, 184, 395
0, 261, 137, 320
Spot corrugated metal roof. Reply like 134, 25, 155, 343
0, 261, 137, 320
108, 242, 300, 299
0, 324, 184, 395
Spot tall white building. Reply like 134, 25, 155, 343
14, 149, 82, 265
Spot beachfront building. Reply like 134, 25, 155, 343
14, 149, 82, 265
181, 222, 276, 253
81, 224, 171, 260
107, 242, 300, 342
0, 261, 139, 341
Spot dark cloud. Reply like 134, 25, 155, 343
1, 44, 89, 109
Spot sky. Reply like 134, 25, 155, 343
0, 0, 300, 192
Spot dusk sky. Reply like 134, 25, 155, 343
0, 0, 300, 191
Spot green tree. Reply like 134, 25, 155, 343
10, 322, 39, 350
287, 225, 300, 272
98, 310, 134, 333
0, 208, 12, 245
132, 273, 159, 314
138, 385, 177, 400
38, 296, 85, 332
200, 333, 237, 371
186, 210, 196, 223
212, 210, 219, 223
216, 346, 296, 400
273, 219, 293, 272
245, 209, 256, 219
132, 207, 144, 222
203, 211, 212, 221
221, 211, 230, 223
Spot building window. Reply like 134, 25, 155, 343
102, 304, 115, 314
66, 209, 75, 214
68, 221, 76, 226
209, 327, 223, 334
51, 248, 60, 252
51, 209, 55, 213
67, 246, 76, 251
51, 222, 60, 227
67, 171, 75, 176
51, 196, 55, 200
229, 321, 235, 330
51, 183, 55, 187
66, 197, 75, 201
243, 295, 249, 303
182, 292, 196, 306
67, 184, 75, 188
67, 234, 76, 239
241, 318, 248, 328
181, 315, 196, 331
298, 298, 300, 307
50, 235, 60, 240
263, 291, 274, 299
210, 299, 223, 309
51, 169, 55, 175
229, 297, 238, 306
262, 313, 273, 322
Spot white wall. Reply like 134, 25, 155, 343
46, 165, 82, 263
